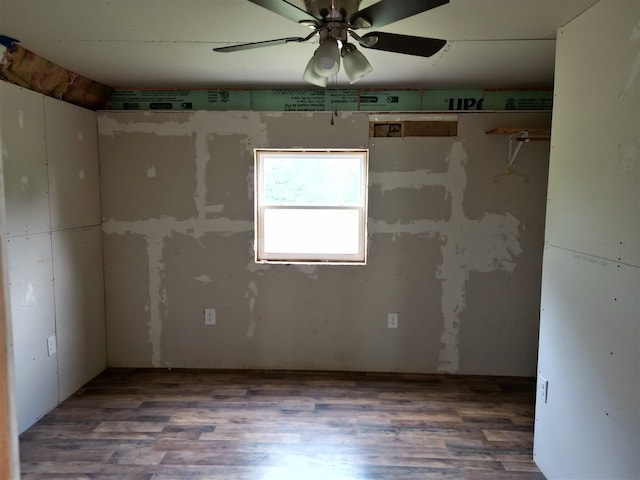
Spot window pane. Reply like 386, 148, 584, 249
262, 155, 362, 206
263, 208, 361, 255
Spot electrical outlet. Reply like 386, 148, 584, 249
204, 308, 216, 326
47, 335, 56, 356
539, 375, 548, 404
388, 312, 399, 329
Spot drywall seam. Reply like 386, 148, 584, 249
194, 123, 210, 220
369, 170, 447, 192
369, 220, 443, 236
102, 217, 253, 238
370, 141, 523, 373
245, 280, 258, 338
542, 242, 640, 269
98, 116, 196, 138
146, 235, 165, 367
99, 111, 268, 140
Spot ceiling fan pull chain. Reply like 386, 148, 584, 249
330, 73, 338, 125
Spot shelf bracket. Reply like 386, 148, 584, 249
507, 130, 529, 168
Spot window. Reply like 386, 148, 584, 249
255, 149, 368, 264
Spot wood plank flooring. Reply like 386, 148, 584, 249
19, 369, 545, 480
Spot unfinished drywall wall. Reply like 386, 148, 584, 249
0, 76, 21, 478
99, 110, 550, 376
0, 81, 106, 433
534, 0, 640, 478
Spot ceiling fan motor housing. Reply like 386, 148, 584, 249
303, 0, 361, 22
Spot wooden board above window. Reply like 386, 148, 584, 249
369, 120, 458, 138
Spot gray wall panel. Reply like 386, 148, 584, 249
1, 84, 105, 433
45, 97, 101, 230
543, 1, 639, 267
53, 226, 106, 400
534, 1, 640, 478
0, 83, 49, 236
99, 110, 549, 375
6, 233, 57, 432
536, 247, 639, 478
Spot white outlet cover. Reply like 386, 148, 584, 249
539, 375, 548, 403
204, 308, 216, 325
47, 335, 57, 356
388, 313, 399, 328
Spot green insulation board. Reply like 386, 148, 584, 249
106, 88, 553, 112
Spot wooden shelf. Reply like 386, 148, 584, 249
486, 128, 551, 140
486, 128, 551, 170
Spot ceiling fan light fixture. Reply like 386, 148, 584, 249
341, 43, 373, 83
303, 53, 328, 87
313, 36, 340, 77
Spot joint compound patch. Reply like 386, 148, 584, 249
20, 282, 37, 306
146, 236, 166, 368
370, 169, 445, 193
245, 281, 259, 338
194, 275, 213, 285
295, 264, 318, 279
619, 21, 640, 101
619, 140, 639, 175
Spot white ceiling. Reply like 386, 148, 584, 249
0, 0, 599, 90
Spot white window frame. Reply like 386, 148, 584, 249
254, 148, 369, 265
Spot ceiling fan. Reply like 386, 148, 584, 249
213, 0, 450, 87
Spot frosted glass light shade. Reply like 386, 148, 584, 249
303, 54, 328, 87
342, 44, 373, 83
313, 37, 340, 77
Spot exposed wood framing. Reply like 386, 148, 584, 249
369, 120, 458, 138
1, 44, 112, 110
485, 127, 551, 138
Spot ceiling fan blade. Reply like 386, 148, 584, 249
350, 0, 449, 29
213, 37, 305, 53
247, 0, 319, 25
361, 32, 447, 57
